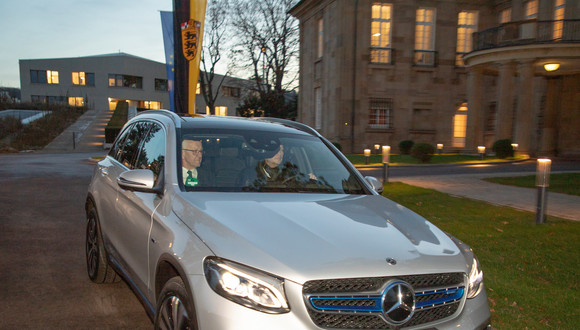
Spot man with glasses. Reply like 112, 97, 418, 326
182, 139, 204, 187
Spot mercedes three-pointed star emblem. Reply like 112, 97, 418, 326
382, 280, 416, 325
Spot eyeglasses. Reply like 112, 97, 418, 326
183, 149, 204, 155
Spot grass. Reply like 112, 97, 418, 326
381, 182, 580, 329
346, 153, 525, 165
1, 103, 87, 151
484, 173, 580, 196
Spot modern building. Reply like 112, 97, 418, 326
290, 0, 580, 157
19, 53, 252, 116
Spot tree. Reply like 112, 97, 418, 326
230, 0, 299, 118
199, 0, 231, 115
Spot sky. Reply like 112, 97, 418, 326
0, 0, 177, 88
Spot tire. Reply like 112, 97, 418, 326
85, 205, 119, 283
155, 277, 197, 330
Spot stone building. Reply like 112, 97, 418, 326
290, 0, 580, 157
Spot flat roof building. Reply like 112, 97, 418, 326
19, 52, 252, 117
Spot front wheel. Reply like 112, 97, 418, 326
155, 277, 197, 330
85, 205, 119, 283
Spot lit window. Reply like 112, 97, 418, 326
499, 8, 511, 24
215, 106, 227, 116
142, 101, 161, 109
196, 82, 201, 94
453, 103, 468, 148
47, 70, 59, 84
525, 0, 538, 20
456, 11, 478, 66
553, 0, 565, 40
370, 3, 392, 64
108, 74, 142, 89
414, 8, 436, 66
68, 97, 84, 107
368, 98, 392, 129
317, 17, 324, 58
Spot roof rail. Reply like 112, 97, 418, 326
137, 109, 185, 127
256, 117, 321, 137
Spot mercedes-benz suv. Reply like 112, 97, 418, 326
85, 110, 491, 329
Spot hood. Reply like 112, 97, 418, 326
173, 192, 468, 284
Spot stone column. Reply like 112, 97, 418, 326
514, 60, 535, 156
540, 77, 561, 156
465, 66, 484, 152
495, 61, 515, 140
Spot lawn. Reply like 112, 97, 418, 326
381, 182, 580, 329
346, 153, 524, 165
484, 172, 580, 196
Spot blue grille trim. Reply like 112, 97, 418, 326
308, 287, 464, 313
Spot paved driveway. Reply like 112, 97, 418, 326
0, 152, 151, 328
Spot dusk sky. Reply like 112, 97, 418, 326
0, 0, 176, 88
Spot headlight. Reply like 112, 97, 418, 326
467, 255, 484, 299
204, 257, 290, 314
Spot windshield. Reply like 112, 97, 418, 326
178, 128, 366, 194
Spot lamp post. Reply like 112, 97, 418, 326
382, 145, 391, 183
364, 149, 371, 165
437, 144, 443, 155
536, 159, 551, 224
477, 146, 486, 160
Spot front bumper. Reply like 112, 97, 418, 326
189, 274, 491, 329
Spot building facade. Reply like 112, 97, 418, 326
290, 0, 580, 157
19, 53, 252, 117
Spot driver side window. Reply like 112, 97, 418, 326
135, 123, 166, 186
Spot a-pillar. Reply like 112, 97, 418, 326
465, 65, 485, 152
495, 61, 515, 140
514, 60, 535, 156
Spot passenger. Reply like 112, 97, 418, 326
182, 139, 205, 187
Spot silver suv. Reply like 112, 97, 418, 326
85, 110, 491, 329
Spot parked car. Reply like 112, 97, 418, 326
85, 110, 491, 329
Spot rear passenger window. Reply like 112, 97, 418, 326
117, 121, 152, 169
135, 124, 165, 185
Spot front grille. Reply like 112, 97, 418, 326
303, 273, 465, 329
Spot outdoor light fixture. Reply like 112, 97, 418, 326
544, 63, 560, 72
536, 159, 551, 224
437, 144, 443, 154
477, 146, 486, 160
364, 149, 371, 165
374, 144, 380, 154
511, 143, 518, 151
382, 146, 391, 183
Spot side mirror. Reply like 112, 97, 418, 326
365, 176, 383, 193
118, 169, 159, 193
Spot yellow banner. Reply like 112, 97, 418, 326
185, 0, 207, 114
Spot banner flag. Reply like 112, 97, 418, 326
160, 11, 175, 112
173, 0, 207, 115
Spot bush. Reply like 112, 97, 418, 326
105, 101, 129, 143
0, 117, 23, 140
492, 139, 514, 159
411, 143, 435, 163
399, 140, 414, 154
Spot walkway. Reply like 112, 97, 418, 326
392, 172, 580, 221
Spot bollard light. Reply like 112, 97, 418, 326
437, 144, 443, 154
536, 158, 551, 224
382, 146, 391, 183
478, 146, 486, 160
364, 149, 371, 165
374, 144, 381, 154
536, 159, 551, 188
511, 143, 518, 151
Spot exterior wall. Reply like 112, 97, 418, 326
19, 54, 169, 111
